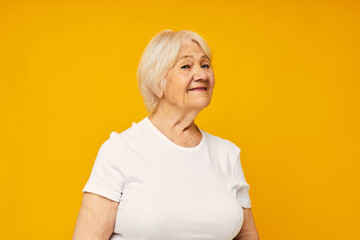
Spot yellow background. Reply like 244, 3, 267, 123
1, 0, 359, 239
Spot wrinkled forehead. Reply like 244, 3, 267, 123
177, 55, 210, 63
176, 39, 210, 61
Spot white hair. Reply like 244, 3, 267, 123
136, 29, 212, 114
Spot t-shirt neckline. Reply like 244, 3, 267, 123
143, 116, 206, 152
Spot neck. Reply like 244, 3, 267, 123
148, 103, 201, 139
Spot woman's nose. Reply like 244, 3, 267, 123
192, 65, 208, 81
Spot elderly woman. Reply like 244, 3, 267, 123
73, 29, 259, 240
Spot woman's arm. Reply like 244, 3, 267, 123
234, 208, 260, 240
72, 192, 119, 240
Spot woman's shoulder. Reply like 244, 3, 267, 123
103, 119, 148, 152
201, 129, 241, 153
106, 119, 141, 142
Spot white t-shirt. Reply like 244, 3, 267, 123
83, 116, 252, 240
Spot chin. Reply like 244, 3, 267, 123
192, 99, 211, 110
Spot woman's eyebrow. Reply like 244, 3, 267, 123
200, 55, 210, 61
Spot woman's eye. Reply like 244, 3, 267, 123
181, 65, 191, 69
201, 64, 210, 68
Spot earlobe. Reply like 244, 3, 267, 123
152, 81, 164, 99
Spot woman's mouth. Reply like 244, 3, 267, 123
188, 87, 207, 91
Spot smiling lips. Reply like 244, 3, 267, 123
188, 86, 207, 91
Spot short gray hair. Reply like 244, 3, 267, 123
136, 29, 212, 114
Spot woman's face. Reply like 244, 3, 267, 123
161, 39, 215, 112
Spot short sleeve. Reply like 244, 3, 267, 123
82, 132, 125, 202
232, 145, 252, 208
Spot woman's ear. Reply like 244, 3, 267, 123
152, 70, 169, 99
151, 80, 164, 99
